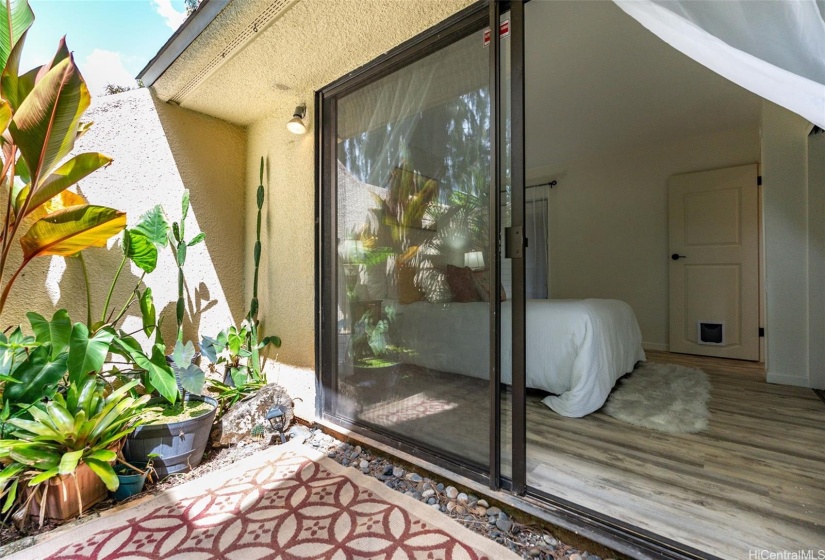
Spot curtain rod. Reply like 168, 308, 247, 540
527, 180, 557, 189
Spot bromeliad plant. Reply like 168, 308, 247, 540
0, 379, 148, 525
0, 0, 127, 316
0, 310, 153, 524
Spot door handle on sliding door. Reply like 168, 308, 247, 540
671, 254, 687, 260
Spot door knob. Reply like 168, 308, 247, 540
671, 253, 687, 260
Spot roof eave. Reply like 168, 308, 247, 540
137, 0, 230, 87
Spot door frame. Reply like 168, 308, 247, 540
314, 0, 519, 489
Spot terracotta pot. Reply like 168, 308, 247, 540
27, 461, 108, 521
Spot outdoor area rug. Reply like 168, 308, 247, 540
9, 439, 516, 560
603, 362, 711, 433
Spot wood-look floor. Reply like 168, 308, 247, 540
517, 351, 825, 558
344, 351, 825, 558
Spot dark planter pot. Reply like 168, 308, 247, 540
123, 395, 217, 479
352, 363, 400, 390
113, 462, 149, 501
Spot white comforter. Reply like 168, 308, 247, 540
392, 299, 645, 417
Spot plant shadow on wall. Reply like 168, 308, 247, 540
147, 95, 246, 330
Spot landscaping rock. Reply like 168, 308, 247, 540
445, 486, 459, 499
213, 384, 293, 446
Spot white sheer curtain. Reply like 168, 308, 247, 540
613, 0, 825, 127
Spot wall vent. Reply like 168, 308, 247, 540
171, 0, 298, 104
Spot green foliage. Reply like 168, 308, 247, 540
0, 379, 149, 522
168, 190, 204, 341
0, 0, 126, 317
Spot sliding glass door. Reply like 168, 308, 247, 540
318, 1, 526, 486
320, 6, 495, 473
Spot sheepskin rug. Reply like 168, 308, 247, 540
603, 362, 711, 433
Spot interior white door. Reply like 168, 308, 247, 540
668, 164, 760, 360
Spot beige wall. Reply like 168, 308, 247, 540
527, 125, 761, 349
235, 0, 475, 420
761, 101, 822, 388
2, 89, 247, 349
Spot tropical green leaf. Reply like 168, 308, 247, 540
4, 418, 58, 438
86, 448, 115, 463
26, 309, 71, 357
187, 232, 205, 247
123, 230, 157, 273
45, 400, 74, 434
27, 470, 56, 488
9, 54, 89, 186
112, 339, 176, 404
132, 205, 168, 247
3, 346, 66, 405
199, 336, 218, 363
85, 458, 118, 491
9, 444, 59, 469
139, 289, 156, 337
67, 323, 114, 380
178, 364, 205, 396
1, 37, 38, 114
20, 205, 127, 260
229, 367, 248, 388
15, 153, 113, 216
0, 0, 34, 75
172, 339, 194, 369
58, 449, 83, 475
262, 335, 281, 348
1, 479, 17, 512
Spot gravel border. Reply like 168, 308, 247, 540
297, 425, 616, 560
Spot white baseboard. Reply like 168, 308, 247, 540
766, 372, 812, 388
642, 341, 669, 352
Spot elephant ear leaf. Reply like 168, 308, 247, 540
139, 288, 156, 338
131, 205, 168, 247
26, 309, 71, 358
4, 346, 66, 405
123, 230, 157, 273
20, 205, 126, 261
67, 323, 114, 382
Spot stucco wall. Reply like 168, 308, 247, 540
229, 0, 475, 420
2, 88, 247, 350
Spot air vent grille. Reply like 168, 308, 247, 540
171, 0, 295, 104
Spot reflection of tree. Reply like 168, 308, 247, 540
339, 87, 491, 208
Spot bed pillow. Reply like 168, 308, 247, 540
398, 263, 424, 304
444, 265, 482, 302
472, 270, 507, 302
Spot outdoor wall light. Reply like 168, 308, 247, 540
286, 104, 307, 134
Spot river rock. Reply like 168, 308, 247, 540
445, 486, 459, 499
212, 383, 293, 446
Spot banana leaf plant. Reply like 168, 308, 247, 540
0, 0, 126, 316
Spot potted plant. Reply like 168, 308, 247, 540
0, 312, 150, 525
202, 158, 280, 416
112, 454, 157, 502
121, 191, 217, 478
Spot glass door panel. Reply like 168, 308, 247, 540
332, 23, 493, 468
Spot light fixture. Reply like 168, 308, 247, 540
266, 404, 288, 444
464, 251, 485, 270
286, 104, 307, 134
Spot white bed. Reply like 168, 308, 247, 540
391, 299, 645, 418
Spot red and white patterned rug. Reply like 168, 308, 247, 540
11, 440, 517, 560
